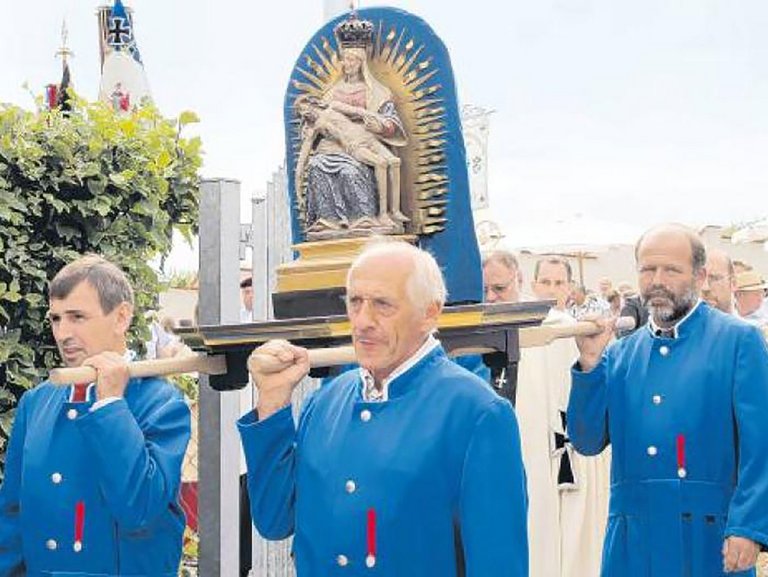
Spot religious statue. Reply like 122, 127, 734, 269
283, 6, 484, 303
110, 82, 130, 112
294, 13, 408, 240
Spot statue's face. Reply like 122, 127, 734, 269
341, 51, 363, 78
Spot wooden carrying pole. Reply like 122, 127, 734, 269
48, 353, 228, 386
47, 319, 629, 384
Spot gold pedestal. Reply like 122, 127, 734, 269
275, 235, 418, 293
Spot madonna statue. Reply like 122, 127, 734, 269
295, 13, 408, 240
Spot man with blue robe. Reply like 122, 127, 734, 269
568, 224, 768, 576
239, 241, 528, 577
0, 255, 191, 576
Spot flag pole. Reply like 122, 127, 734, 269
55, 19, 74, 66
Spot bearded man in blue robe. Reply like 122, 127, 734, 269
568, 224, 768, 576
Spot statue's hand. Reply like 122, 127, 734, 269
329, 100, 360, 117
363, 113, 384, 134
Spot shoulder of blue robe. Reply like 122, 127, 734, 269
317, 347, 498, 413
405, 349, 512, 422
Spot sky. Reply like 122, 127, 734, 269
2, 0, 766, 268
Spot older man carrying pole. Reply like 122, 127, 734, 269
238, 241, 528, 577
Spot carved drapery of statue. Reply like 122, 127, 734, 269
284, 8, 484, 304
294, 17, 408, 240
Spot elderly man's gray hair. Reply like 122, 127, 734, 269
347, 239, 447, 311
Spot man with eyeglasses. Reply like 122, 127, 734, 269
238, 241, 528, 577
482, 250, 523, 303
476, 252, 610, 577
701, 248, 737, 314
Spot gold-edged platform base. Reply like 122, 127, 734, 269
275, 235, 418, 293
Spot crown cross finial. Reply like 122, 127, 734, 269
55, 19, 74, 64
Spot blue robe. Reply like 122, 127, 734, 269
239, 345, 528, 576
0, 378, 191, 577
567, 303, 768, 577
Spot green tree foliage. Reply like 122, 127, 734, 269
0, 94, 202, 472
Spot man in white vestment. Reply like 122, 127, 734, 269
482, 253, 611, 577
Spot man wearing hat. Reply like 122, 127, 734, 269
735, 270, 768, 328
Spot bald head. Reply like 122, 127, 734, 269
635, 224, 706, 273
635, 224, 707, 327
702, 248, 735, 314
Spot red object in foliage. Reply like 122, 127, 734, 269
46, 84, 59, 109
180, 482, 198, 532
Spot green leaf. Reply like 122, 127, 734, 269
2, 292, 22, 303
178, 111, 200, 128
0, 92, 202, 472
25, 293, 44, 306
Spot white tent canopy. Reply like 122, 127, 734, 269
490, 215, 644, 253
731, 219, 768, 248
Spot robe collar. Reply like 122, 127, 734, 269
359, 334, 440, 402
648, 299, 704, 339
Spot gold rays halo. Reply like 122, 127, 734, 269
290, 21, 449, 235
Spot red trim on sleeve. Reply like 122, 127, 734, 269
367, 508, 377, 557
676, 434, 686, 470
72, 384, 88, 403
74, 501, 85, 543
